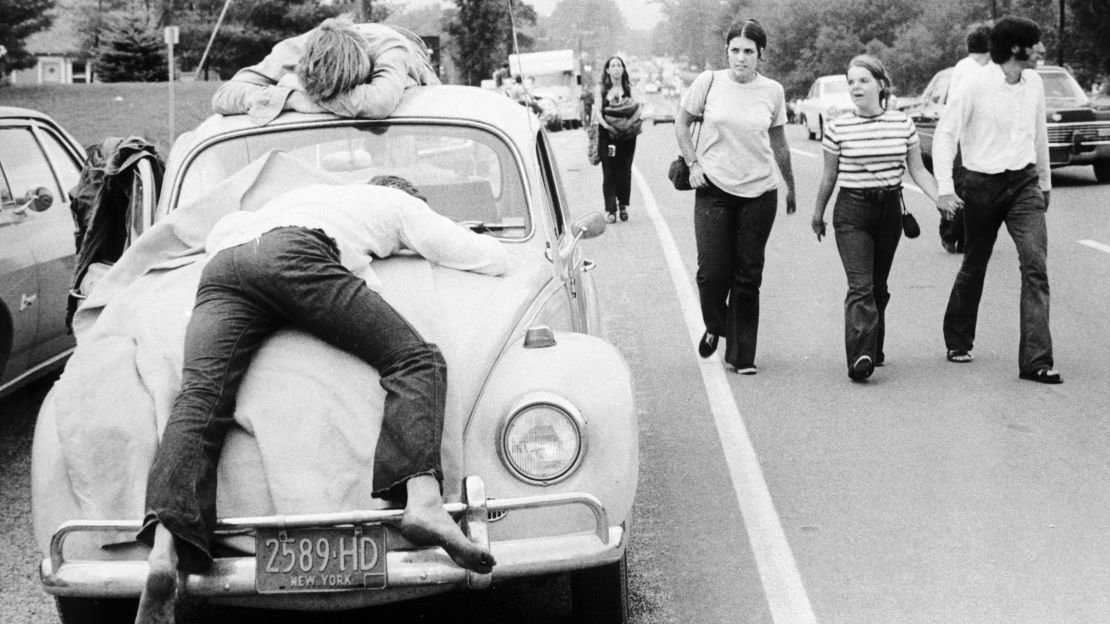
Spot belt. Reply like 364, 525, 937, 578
842, 186, 902, 201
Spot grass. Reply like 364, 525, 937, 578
0, 81, 223, 156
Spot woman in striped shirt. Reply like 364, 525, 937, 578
811, 55, 951, 381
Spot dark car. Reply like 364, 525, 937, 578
908, 65, 1110, 182
0, 107, 85, 399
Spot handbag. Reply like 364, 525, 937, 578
900, 193, 920, 238
668, 71, 715, 191
587, 122, 600, 166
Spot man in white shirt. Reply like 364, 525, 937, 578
939, 23, 992, 254
933, 16, 1061, 384
135, 176, 504, 624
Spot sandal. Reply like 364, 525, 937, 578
1019, 368, 1063, 384
946, 350, 973, 363
731, 365, 758, 375
606, 213, 616, 224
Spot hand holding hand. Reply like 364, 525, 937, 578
936, 193, 964, 221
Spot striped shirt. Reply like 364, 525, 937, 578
822, 110, 919, 188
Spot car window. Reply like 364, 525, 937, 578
822, 78, 849, 95
0, 127, 63, 203
38, 128, 82, 196
1040, 70, 1089, 106
177, 122, 531, 238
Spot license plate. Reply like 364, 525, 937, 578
255, 524, 387, 593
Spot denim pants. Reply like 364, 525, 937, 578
694, 184, 778, 368
138, 227, 446, 572
833, 187, 903, 369
599, 127, 636, 214
943, 165, 1053, 372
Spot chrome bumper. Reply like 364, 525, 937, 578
41, 477, 625, 599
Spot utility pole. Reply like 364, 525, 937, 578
1058, 0, 1065, 67
358, 0, 372, 22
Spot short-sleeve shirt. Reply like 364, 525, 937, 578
681, 70, 787, 198
822, 110, 919, 189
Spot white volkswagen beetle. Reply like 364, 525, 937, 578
32, 85, 637, 623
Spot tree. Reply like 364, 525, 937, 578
445, 0, 535, 86
0, 0, 54, 72
544, 0, 626, 67
95, 12, 166, 81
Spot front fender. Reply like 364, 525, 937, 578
463, 331, 637, 542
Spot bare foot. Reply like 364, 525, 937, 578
135, 524, 179, 624
400, 500, 496, 574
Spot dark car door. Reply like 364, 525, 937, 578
0, 119, 83, 390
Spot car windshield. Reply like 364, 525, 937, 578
1040, 70, 1089, 106
822, 78, 849, 95
176, 122, 531, 238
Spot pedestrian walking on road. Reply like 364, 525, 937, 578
933, 16, 1062, 384
938, 23, 993, 255
811, 55, 949, 381
675, 19, 797, 375
593, 56, 642, 223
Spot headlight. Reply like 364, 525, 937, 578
499, 393, 586, 484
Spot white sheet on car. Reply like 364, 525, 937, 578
49, 151, 543, 525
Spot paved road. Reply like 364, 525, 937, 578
3, 120, 1109, 623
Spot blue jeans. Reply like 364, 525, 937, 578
138, 227, 446, 572
694, 184, 778, 368
833, 187, 903, 369
943, 165, 1053, 372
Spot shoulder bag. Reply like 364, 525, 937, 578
668, 71, 715, 191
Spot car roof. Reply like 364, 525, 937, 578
0, 105, 55, 121
175, 85, 540, 154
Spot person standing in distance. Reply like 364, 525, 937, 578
938, 23, 993, 254
933, 16, 1062, 384
674, 19, 797, 375
593, 56, 642, 223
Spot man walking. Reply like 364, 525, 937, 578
933, 16, 1061, 384
939, 23, 992, 254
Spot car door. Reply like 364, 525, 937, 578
0, 120, 82, 379
0, 153, 38, 386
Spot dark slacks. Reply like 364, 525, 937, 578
694, 184, 778, 368
833, 187, 903, 369
943, 165, 1053, 373
138, 227, 446, 572
599, 127, 636, 214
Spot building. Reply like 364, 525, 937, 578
6, 16, 91, 85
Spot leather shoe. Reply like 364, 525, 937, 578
698, 332, 718, 358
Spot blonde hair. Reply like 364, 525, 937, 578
296, 15, 374, 102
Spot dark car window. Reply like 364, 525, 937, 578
0, 127, 63, 201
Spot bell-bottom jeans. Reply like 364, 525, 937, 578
694, 184, 778, 369
943, 164, 1053, 373
833, 187, 903, 370
138, 227, 446, 572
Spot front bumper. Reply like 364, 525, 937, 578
40, 477, 624, 603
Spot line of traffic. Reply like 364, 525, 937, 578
631, 166, 817, 624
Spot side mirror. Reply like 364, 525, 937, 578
15, 187, 54, 213
570, 212, 607, 241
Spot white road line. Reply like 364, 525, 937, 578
632, 166, 817, 624
1079, 239, 1110, 254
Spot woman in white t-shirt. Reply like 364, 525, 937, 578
810, 55, 952, 381
674, 19, 797, 375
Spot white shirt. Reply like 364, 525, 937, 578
933, 63, 1051, 196
681, 70, 787, 198
205, 184, 510, 291
947, 54, 988, 97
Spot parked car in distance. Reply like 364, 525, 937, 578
796, 74, 853, 141
0, 107, 85, 399
907, 65, 1110, 182
643, 92, 677, 125
33, 84, 638, 623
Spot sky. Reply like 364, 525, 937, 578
404, 0, 664, 32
